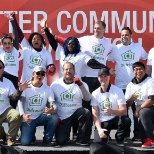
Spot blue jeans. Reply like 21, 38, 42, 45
20, 113, 58, 145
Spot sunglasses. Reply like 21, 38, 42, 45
36, 72, 45, 76
2, 42, 13, 45
0, 66, 3, 69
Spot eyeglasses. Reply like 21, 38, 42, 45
36, 72, 45, 76
2, 42, 13, 45
0, 66, 3, 69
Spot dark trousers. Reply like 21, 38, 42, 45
122, 89, 139, 137
55, 108, 91, 145
3, 73, 18, 109
139, 106, 154, 143
94, 116, 131, 143
81, 77, 100, 138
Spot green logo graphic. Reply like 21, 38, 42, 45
100, 98, 112, 111
30, 55, 43, 66
63, 57, 76, 65
0, 88, 4, 96
60, 88, 75, 102
92, 44, 105, 54
29, 94, 43, 106
135, 89, 143, 100
4, 55, 15, 62
121, 50, 135, 61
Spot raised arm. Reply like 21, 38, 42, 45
40, 19, 58, 51
11, 12, 24, 43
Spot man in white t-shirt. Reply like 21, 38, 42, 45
146, 48, 154, 78
107, 27, 147, 140
51, 62, 91, 146
125, 61, 154, 148
18, 66, 58, 146
91, 68, 131, 146
0, 60, 29, 146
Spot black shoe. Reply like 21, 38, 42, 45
132, 135, 140, 141
43, 138, 57, 146
117, 142, 124, 146
76, 140, 89, 146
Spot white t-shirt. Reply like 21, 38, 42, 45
0, 46, 19, 77
56, 43, 91, 78
107, 42, 147, 89
125, 77, 154, 106
20, 83, 55, 120
147, 47, 154, 78
0, 77, 16, 115
51, 78, 88, 120
78, 35, 113, 77
20, 38, 53, 82
91, 84, 126, 122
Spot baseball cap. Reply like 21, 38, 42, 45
33, 66, 45, 73
98, 68, 110, 76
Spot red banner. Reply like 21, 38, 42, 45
0, 0, 153, 84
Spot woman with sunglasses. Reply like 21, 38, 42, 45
8, 12, 56, 84
0, 14, 19, 109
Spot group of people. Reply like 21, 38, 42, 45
0, 11, 154, 149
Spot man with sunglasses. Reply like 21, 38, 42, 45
18, 66, 58, 146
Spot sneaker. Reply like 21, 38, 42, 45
117, 142, 124, 146
76, 140, 89, 146
142, 138, 154, 148
132, 135, 140, 141
43, 138, 57, 146
16, 134, 21, 141
7, 139, 15, 146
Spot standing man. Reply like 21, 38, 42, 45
125, 62, 154, 148
18, 66, 58, 146
51, 62, 91, 146
107, 27, 147, 140
91, 68, 131, 146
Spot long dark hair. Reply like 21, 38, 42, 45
63, 37, 80, 57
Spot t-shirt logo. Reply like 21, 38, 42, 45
92, 44, 105, 55
121, 50, 135, 61
60, 88, 75, 101
0, 88, 4, 96
100, 98, 112, 111
135, 89, 143, 100
29, 94, 43, 106
4, 55, 15, 62
30, 55, 43, 66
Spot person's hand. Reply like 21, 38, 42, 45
73, 78, 83, 86
22, 114, 32, 125
130, 93, 137, 102
18, 80, 31, 92
104, 107, 112, 115
48, 64, 55, 73
40, 19, 47, 29
4, 13, 13, 21
45, 106, 55, 114
134, 107, 142, 118
109, 68, 116, 77
98, 129, 108, 138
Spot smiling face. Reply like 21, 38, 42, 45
32, 71, 45, 83
133, 66, 146, 82
67, 39, 75, 52
98, 74, 110, 87
121, 30, 132, 46
62, 62, 75, 82
31, 35, 42, 49
94, 23, 105, 38
2, 38, 13, 52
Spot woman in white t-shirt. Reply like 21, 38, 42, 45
9, 12, 56, 83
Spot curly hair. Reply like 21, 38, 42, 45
63, 37, 80, 57
28, 32, 46, 48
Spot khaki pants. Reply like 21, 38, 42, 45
0, 107, 22, 141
